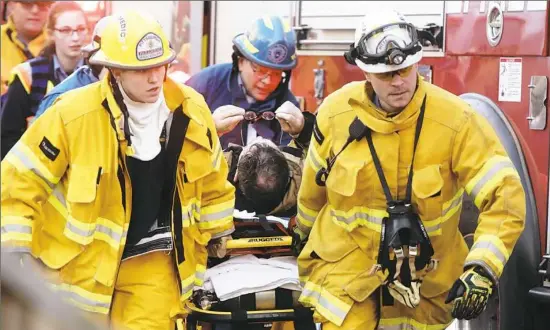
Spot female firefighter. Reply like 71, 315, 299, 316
1, 11, 235, 330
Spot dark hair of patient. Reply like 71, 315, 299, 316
237, 144, 290, 215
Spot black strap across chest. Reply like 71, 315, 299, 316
365, 95, 427, 204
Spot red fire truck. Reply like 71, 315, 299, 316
1, 1, 548, 329
286, 1, 549, 329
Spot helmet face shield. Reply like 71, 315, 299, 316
354, 23, 420, 66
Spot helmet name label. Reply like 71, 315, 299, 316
136, 33, 164, 61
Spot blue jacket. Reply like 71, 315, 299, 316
185, 63, 299, 148
35, 65, 99, 119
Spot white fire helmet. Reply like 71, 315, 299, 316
346, 8, 423, 73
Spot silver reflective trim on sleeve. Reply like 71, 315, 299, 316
298, 208, 316, 224
470, 161, 514, 199
11, 146, 55, 189
1, 224, 32, 235
300, 287, 348, 323
470, 240, 507, 265
200, 208, 234, 222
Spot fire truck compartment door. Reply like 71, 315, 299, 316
460, 92, 541, 330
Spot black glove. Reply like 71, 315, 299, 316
445, 266, 494, 320
291, 229, 308, 257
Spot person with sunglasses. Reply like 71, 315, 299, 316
32, 15, 113, 120
1, 0, 53, 96
1, 1, 88, 159
186, 15, 315, 150
294, 8, 525, 329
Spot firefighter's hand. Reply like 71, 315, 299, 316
212, 105, 245, 136
275, 101, 304, 136
291, 227, 308, 257
207, 235, 232, 258
445, 266, 494, 320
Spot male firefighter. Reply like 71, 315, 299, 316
186, 15, 314, 150
1, 11, 235, 330
293, 8, 526, 329
1, 0, 52, 95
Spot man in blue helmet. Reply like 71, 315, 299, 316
186, 16, 314, 150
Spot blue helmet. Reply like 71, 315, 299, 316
232, 16, 297, 71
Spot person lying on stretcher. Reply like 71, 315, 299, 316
225, 137, 305, 217
205, 136, 306, 259
197, 137, 313, 330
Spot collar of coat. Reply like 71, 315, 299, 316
348, 74, 427, 134
3, 17, 46, 57
99, 71, 212, 152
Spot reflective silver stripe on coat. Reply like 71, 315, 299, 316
65, 221, 94, 239
96, 224, 122, 243
52, 184, 66, 206
330, 210, 384, 227
300, 288, 347, 323
212, 145, 222, 167
470, 240, 507, 264
195, 271, 205, 284
308, 147, 323, 170
298, 208, 316, 224
200, 207, 234, 222
59, 290, 111, 311
470, 161, 513, 199
181, 282, 194, 296
424, 194, 463, 234
443, 194, 463, 215
1, 224, 32, 235
11, 146, 55, 189
182, 204, 201, 221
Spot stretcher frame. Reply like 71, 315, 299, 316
185, 217, 315, 330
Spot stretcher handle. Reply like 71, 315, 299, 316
226, 236, 292, 249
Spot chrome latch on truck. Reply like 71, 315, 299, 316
527, 76, 548, 131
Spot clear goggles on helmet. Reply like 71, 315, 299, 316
345, 23, 422, 66
244, 111, 276, 122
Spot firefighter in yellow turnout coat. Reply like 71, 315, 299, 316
293, 9, 526, 330
1, 12, 235, 330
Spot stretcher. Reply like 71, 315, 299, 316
185, 216, 316, 330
